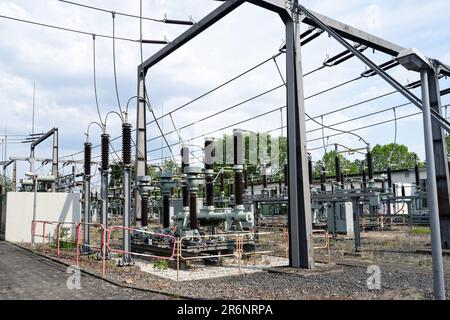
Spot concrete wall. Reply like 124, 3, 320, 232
2, 192, 81, 243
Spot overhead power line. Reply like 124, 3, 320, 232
57, 0, 194, 25
0, 13, 167, 44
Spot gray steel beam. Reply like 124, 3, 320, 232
303, 10, 404, 57
222, 0, 405, 56
139, 0, 245, 72
285, 13, 314, 269
31, 127, 57, 149
135, 73, 147, 226
428, 70, 450, 249
245, 0, 288, 14
421, 70, 446, 300
51, 129, 59, 191
295, 4, 450, 134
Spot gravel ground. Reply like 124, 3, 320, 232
16, 227, 450, 300
63, 251, 450, 300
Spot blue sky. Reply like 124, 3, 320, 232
0, 0, 449, 188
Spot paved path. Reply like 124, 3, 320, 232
0, 241, 171, 300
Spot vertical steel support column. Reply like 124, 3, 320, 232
122, 123, 132, 264
352, 197, 361, 252
12, 160, 16, 192
387, 167, 392, 214
421, 70, 446, 300
428, 70, 450, 249
30, 147, 35, 173
285, 15, 314, 269
31, 175, 37, 248
135, 71, 147, 226
51, 129, 58, 192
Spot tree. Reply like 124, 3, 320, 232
0, 176, 12, 192
371, 143, 419, 171
313, 151, 359, 178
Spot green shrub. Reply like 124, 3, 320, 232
153, 259, 169, 271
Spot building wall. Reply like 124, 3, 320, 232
2, 192, 81, 243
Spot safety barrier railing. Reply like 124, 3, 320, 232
75, 223, 106, 266
55, 222, 78, 257
312, 229, 331, 264
175, 231, 283, 281
31, 220, 59, 254
104, 226, 177, 277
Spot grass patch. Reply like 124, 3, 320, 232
411, 227, 431, 235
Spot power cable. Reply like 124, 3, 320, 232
57, 0, 193, 25
146, 84, 285, 144
0, 13, 144, 43
92, 35, 104, 127
306, 102, 412, 134
145, 52, 285, 127
112, 12, 123, 116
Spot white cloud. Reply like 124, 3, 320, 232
1, 0, 449, 184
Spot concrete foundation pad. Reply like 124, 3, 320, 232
135, 255, 289, 282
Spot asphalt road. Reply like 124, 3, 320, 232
0, 241, 171, 300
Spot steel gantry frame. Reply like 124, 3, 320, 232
135, 0, 450, 268
30, 127, 59, 191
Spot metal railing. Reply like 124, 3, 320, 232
31, 220, 59, 253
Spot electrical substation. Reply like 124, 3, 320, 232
0, 0, 450, 301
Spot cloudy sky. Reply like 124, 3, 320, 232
1, 0, 450, 187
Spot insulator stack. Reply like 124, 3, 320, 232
141, 198, 148, 227
320, 166, 326, 192
122, 123, 132, 166
205, 139, 214, 207
190, 192, 198, 230
181, 145, 190, 208
387, 167, 392, 189
340, 172, 344, 189
233, 129, 244, 205
362, 170, 367, 189
101, 134, 110, 172
84, 142, 92, 176
367, 150, 374, 180
335, 155, 341, 183
415, 164, 420, 187
220, 172, 225, 193
235, 171, 243, 206
163, 195, 170, 228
